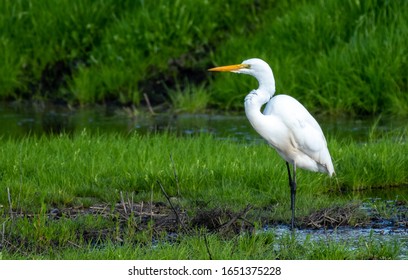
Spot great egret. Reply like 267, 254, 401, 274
209, 58, 334, 229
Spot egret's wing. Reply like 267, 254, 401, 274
289, 111, 335, 174
264, 95, 325, 151
291, 112, 326, 151
263, 95, 334, 174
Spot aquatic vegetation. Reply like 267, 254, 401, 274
168, 83, 210, 113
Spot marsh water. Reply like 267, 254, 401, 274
1, 102, 407, 141
1, 102, 407, 258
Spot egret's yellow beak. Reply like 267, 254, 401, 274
208, 64, 249, 72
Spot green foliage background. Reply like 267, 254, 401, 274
0, 0, 407, 115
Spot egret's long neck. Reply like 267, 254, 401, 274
244, 70, 275, 126
258, 73, 276, 97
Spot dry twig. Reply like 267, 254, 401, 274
157, 180, 186, 232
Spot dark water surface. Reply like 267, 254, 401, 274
1, 102, 407, 142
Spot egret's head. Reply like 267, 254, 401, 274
209, 58, 275, 96
208, 58, 273, 79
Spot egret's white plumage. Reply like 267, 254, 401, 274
209, 58, 334, 229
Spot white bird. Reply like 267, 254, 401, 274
209, 58, 334, 229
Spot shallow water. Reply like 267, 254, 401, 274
265, 189, 408, 259
1, 102, 407, 142
268, 224, 408, 259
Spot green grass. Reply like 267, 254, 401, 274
1, 132, 406, 212
1, 230, 401, 260
0, 0, 407, 115
0, 132, 407, 259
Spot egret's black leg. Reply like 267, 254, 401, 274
286, 162, 297, 230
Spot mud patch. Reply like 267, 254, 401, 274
300, 203, 364, 229
191, 205, 254, 235
2, 197, 407, 255
52, 201, 190, 233
1, 200, 254, 253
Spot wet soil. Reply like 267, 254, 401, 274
3, 196, 407, 254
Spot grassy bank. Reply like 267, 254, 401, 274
0, 0, 407, 115
0, 132, 407, 259
1, 132, 407, 211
